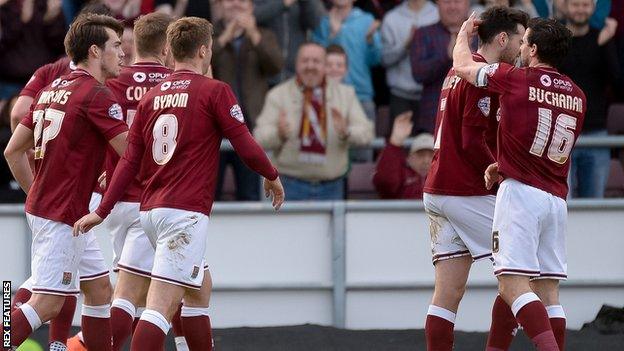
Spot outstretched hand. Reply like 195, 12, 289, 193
264, 176, 285, 211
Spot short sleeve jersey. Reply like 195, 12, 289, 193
131, 70, 248, 215
20, 57, 76, 98
424, 54, 499, 196
21, 69, 128, 226
105, 62, 172, 202
477, 62, 587, 199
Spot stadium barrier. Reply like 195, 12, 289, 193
1, 200, 623, 331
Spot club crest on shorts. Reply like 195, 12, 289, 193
191, 265, 200, 279
62, 272, 72, 285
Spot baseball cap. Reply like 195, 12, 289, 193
410, 133, 434, 154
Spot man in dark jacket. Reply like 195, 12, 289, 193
213, 0, 284, 201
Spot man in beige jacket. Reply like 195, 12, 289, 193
254, 42, 373, 200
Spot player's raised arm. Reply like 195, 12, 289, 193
453, 12, 487, 85
4, 124, 35, 192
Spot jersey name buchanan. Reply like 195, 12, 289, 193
528, 86, 583, 113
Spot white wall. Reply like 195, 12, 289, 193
2, 201, 623, 331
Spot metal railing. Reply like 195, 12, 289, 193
219, 135, 624, 151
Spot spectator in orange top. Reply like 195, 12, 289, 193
373, 111, 433, 199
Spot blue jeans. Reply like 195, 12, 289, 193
281, 175, 345, 201
569, 130, 611, 198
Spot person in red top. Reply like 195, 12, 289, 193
454, 15, 586, 351
101, 12, 195, 351
4, 14, 128, 351
373, 111, 434, 199
420, 7, 529, 351
74, 16, 285, 351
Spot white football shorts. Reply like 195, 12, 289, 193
107, 201, 154, 278
140, 208, 209, 289
26, 213, 85, 296
492, 179, 567, 280
423, 193, 495, 264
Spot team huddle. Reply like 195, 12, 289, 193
5, 4, 584, 351
423, 7, 585, 351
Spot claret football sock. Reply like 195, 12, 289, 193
180, 306, 213, 351
110, 298, 136, 351
511, 293, 558, 351
81, 304, 112, 351
49, 295, 77, 346
486, 295, 518, 351
425, 305, 456, 351
546, 305, 566, 351
10, 303, 42, 347
130, 309, 169, 351
171, 303, 189, 351
11, 288, 32, 312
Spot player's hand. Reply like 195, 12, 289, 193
278, 110, 291, 141
484, 162, 502, 190
264, 177, 285, 210
98, 171, 107, 190
389, 111, 413, 147
331, 108, 349, 140
459, 11, 481, 39
73, 212, 103, 236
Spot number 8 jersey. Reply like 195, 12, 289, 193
477, 63, 587, 199
116, 70, 251, 215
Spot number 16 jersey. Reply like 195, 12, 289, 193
478, 63, 586, 199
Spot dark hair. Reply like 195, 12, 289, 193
478, 6, 529, 44
64, 14, 124, 64
326, 44, 347, 57
167, 17, 214, 61
134, 13, 174, 57
527, 17, 572, 68
78, 0, 112, 16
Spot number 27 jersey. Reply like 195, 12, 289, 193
479, 63, 586, 199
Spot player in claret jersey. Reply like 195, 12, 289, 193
4, 14, 128, 351
101, 12, 196, 351
421, 7, 529, 351
453, 15, 585, 351
74, 17, 285, 351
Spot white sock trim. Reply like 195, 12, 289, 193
140, 309, 170, 335
427, 305, 456, 324
174, 336, 189, 351
546, 305, 566, 319
511, 292, 540, 317
180, 306, 210, 317
112, 298, 136, 318
19, 303, 42, 330
135, 307, 145, 318
82, 304, 111, 318
77, 331, 84, 342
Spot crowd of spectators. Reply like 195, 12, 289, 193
0, 0, 622, 202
